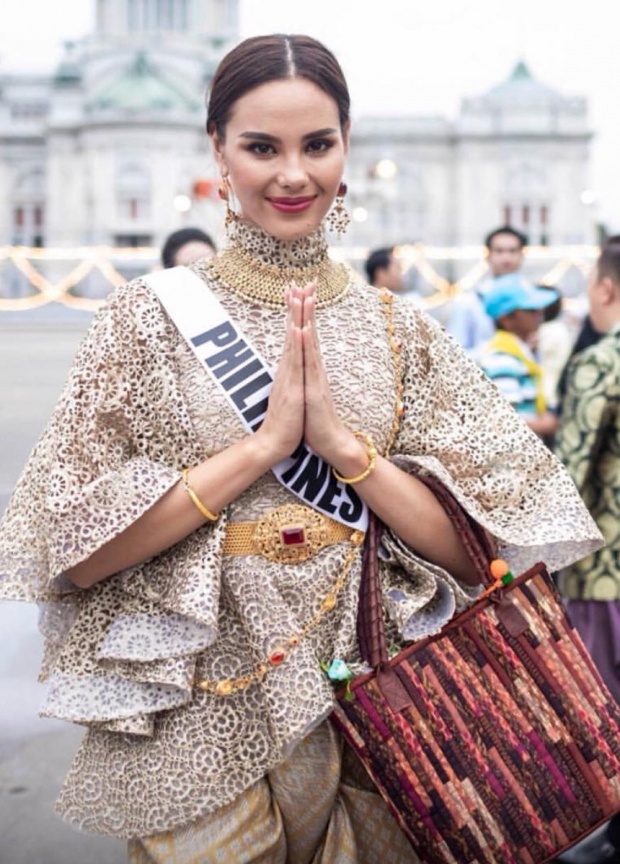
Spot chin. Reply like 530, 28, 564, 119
269, 219, 323, 242
248, 202, 329, 242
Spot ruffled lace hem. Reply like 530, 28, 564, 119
390, 454, 603, 575
54, 663, 337, 837
40, 667, 195, 726
380, 529, 482, 643
98, 612, 217, 661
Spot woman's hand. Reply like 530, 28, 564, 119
252, 287, 305, 465
300, 283, 367, 473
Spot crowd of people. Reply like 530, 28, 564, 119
0, 30, 618, 864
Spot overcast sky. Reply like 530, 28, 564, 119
2, 0, 620, 229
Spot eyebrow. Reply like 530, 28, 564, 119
238, 128, 338, 143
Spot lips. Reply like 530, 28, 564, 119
267, 196, 316, 213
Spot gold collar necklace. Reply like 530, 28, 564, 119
207, 243, 351, 310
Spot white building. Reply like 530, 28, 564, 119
350, 61, 592, 248
0, 3, 592, 254
0, 0, 237, 251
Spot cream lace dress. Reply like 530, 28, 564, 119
0, 223, 601, 838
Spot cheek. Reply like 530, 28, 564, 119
229, 163, 264, 205
529, 312, 543, 330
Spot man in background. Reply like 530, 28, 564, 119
554, 237, 620, 703
365, 246, 405, 293
447, 226, 528, 354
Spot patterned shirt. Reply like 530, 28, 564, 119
477, 331, 542, 418
554, 327, 620, 601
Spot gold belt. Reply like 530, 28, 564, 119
222, 503, 355, 564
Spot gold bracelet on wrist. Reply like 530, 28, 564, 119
181, 468, 219, 522
332, 431, 378, 485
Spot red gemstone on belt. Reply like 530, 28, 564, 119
281, 527, 306, 546
269, 650, 286, 665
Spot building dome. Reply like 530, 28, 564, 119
53, 41, 83, 87
87, 52, 200, 114
483, 60, 563, 107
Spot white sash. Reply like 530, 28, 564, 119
145, 267, 368, 531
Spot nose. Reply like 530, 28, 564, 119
277, 155, 309, 190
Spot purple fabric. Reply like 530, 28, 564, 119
565, 600, 620, 703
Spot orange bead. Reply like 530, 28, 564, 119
489, 559, 510, 579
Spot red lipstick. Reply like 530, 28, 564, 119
268, 196, 316, 213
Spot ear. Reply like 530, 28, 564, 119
599, 276, 617, 305
210, 130, 227, 176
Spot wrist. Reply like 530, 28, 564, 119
331, 431, 377, 484
240, 432, 283, 474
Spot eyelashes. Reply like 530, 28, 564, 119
244, 138, 336, 157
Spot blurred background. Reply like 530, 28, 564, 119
0, 0, 618, 313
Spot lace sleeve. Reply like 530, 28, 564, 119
0, 278, 226, 731
389, 303, 603, 576
0, 280, 192, 599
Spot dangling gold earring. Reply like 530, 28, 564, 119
218, 176, 238, 235
217, 179, 229, 202
326, 181, 350, 237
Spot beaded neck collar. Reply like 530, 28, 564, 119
226, 219, 330, 268
206, 220, 350, 310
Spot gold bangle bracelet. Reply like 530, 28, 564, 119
181, 468, 219, 522
332, 431, 378, 485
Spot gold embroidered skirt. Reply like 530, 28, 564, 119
127, 721, 418, 864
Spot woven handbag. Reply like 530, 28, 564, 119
331, 476, 620, 864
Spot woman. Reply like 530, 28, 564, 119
0, 34, 602, 862
161, 226, 217, 268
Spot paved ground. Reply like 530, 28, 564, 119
0, 311, 125, 863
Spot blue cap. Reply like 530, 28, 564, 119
483, 274, 558, 321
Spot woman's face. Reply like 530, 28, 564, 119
211, 77, 349, 242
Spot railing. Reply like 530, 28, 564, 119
0, 243, 598, 313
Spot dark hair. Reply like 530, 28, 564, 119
365, 247, 394, 285
597, 235, 620, 285
206, 34, 350, 139
161, 227, 216, 268
484, 225, 528, 251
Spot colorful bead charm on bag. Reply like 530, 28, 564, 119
481, 558, 515, 597
321, 658, 354, 701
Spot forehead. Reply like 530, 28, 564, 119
226, 77, 340, 131
489, 234, 522, 252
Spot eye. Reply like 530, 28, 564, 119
247, 142, 276, 156
306, 138, 335, 154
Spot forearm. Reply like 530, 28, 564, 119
332, 442, 478, 585
66, 435, 276, 588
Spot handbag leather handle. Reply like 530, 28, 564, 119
358, 472, 495, 668
413, 472, 496, 587
357, 511, 387, 668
